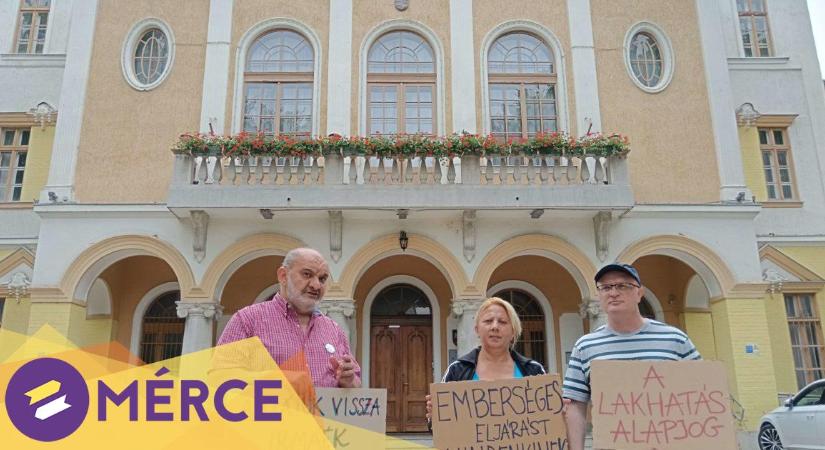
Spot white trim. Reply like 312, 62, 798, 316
566, 0, 602, 133
121, 18, 176, 91
129, 282, 180, 356
479, 20, 570, 135
73, 248, 147, 301
214, 249, 285, 302
484, 247, 591, 302
757, 235, 825, 244
623, 21, 675, 94
0, 53, 66, 68
326, 0, 353, 134
86, 278, 112, 317
200, 0, 234, 134
695, 0, 751, 201
639, 287, 665, 322
358, 19, 447, 136
640, 249, 724, 299
361, 275, 442, 388
558, 312, 583, 374
41, 0, 99, 203
487, 280, 557, 373
231, 18, 323, 136
726, 0, 748, 57
684, 274, 711, 310
449, 0, 477, 133
255, 283, 280, 303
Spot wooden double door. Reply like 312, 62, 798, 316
370, 317, 432, 432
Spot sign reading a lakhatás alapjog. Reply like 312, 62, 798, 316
591, 360, 736, 450
429, 374, 567, 450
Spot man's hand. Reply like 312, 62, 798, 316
330, 355, 360, 388
563, 399, 588, 450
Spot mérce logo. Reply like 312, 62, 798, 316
5, 358, 285, 442
5, 358, 90, 442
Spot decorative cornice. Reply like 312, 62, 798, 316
451, 298, 484, 317
578, 299, 601, 319
318, 299, 355, 318
176, 301, 222, 319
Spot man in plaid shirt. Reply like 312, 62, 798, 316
218, 247, 361, 388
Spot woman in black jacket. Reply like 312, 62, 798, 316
426, 297, 546, 421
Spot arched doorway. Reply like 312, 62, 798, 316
370, 284, 432, 433
139, 291, 185, 364
492, 288, 547, 369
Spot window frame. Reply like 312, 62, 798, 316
784, 293, 825, 389
736, 0, 774, 57
0, 128, 30, 203
623, 22, 675, 94
759, 127, 798, 202
139, 291, 185, 365
13, 0, 50, 54
366, 31, 437, 136
241, 30, 316, 139
121, 18, 175, 92
486, 32, 557, 142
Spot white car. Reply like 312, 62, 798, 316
759, 379, 825, 449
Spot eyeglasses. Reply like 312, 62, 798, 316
596, 282, 640, 293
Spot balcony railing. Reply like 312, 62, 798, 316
167, 153, 633, 211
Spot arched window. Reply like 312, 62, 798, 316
493, 289, 546, 368
487, 32, 556, 141
371, 284, 432, 316
243, 30, 313, 139
367, 31, 435, 135
139, 291, 184, 364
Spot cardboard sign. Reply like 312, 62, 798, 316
430, 374, 567, 450
591, 361, 736, 450
312, 388, 387, 449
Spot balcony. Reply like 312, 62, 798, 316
166, 152, 634, 214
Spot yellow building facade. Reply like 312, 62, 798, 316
2, 0, 825, 440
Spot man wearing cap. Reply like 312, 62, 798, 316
562, 263, 701, 450
217, 247, 361, 388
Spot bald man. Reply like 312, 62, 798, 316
218, 248, 361, 388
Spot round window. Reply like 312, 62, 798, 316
122, 19, 175, 91
134, 28, 169, 85
624, 22, 674, 93
629, 32, 662, 88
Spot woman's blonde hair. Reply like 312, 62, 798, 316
475, 297, 523, 347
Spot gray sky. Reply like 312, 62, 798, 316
810, 0, 825, 77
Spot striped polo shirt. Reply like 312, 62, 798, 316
562, 319, 701, 403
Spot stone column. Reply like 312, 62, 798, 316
579, 298, 606, 332
319, 299, 356, 345
177, 302, 223, 354
451, 298, 484, 356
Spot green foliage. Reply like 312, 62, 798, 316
172, 131, 630, 158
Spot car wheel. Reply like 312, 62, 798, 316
758, 423, 783, 450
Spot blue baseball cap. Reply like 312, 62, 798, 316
595, 263, 641, 285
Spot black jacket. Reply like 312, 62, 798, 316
440, 347, 546, 382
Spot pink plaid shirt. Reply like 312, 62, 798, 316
217, 293, 360, 387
